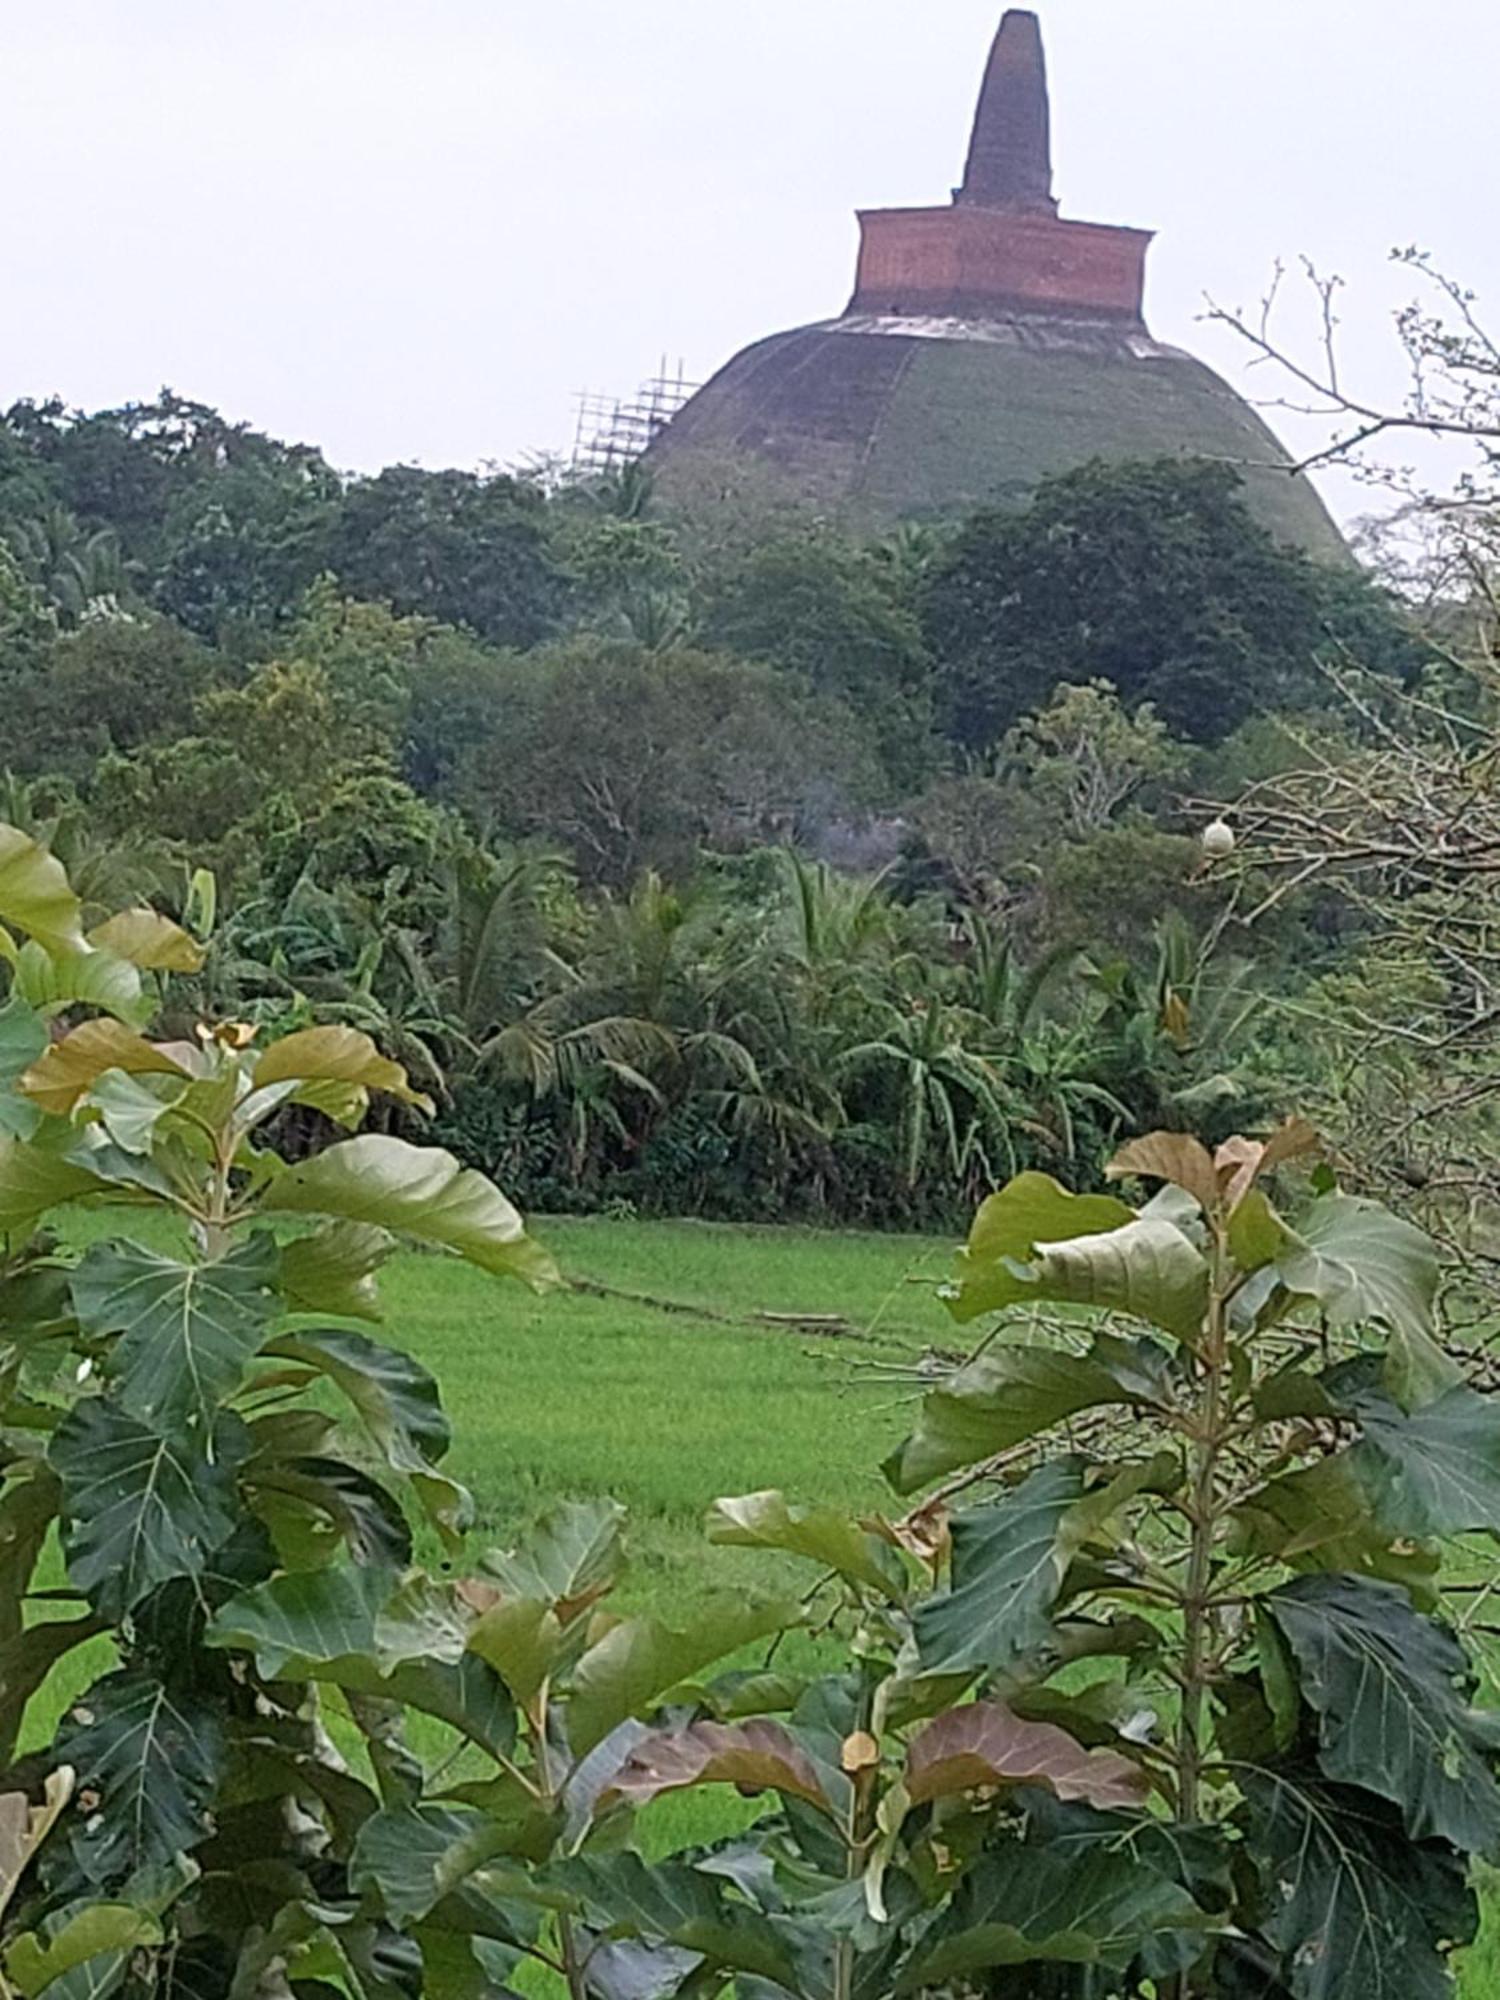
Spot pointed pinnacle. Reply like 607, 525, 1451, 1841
957, 9, 1058, 213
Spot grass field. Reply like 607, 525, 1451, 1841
27, 1209, 1500, 1991
388, 1214, 948, 1603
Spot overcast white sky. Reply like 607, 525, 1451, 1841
5, 1, 1495, 526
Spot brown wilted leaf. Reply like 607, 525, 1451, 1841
1107, 1132, 1220, 1215
1216, 1118, 1322, 1209
841, 1730, 880, 1774
869, 1501, 951, 1571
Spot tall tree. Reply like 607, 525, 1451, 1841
923, 457, 1418, 749
330, 464, 566, 648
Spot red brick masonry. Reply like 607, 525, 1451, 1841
849, 205, 1152, 326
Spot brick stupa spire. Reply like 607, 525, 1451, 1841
848, 9, 1151, 324
957, 10, 1058, 213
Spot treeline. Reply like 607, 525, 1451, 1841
0, 391, 1422, 1221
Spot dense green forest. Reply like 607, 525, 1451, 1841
0, 391, 1441, 1226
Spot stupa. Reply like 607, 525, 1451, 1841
647, 11, 1343, 557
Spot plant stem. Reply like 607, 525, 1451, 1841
526, 1692, 591, 2000
1176, 1231, 1231, 1828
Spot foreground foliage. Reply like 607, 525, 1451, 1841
0, 826, 1495, 1997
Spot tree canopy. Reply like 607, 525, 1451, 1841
922, 457, 1419, 748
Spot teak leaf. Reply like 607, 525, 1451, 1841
19, 1019, 189, 1117
53, 1669, 221, 1887
279, 1220, 393, 1321
1267, 1574, 1500, 1852
270, 1325, 451, 1474
552, 1852, 801, 1989
947, 1173, 1209, 1341
900, 1838, 1210, 1989
87, 908, 206, 973
884, 1339, 1142, 1494
0, 826, 86, 958
601, 1717, 829, 1812
1231, 1452, 1440, 1605
261, 1135, 557, 1287
706, 1490, 907, 1600
948, 1172, 1134, 1320
914, 1459, 1086, 1677
904, 1699, 1147, 1809
1347, 1380, 1500, 1537
252, 1024, 434, 1112
349, 1805, 527, 1925
0, 1134, 112, 1232
568, 1597, 795, 1754
1108, 1132, 1221, 1215
73, 1238, 277, 1441
1274, 1195, 1448, 1405
4, 1901, 162, 1995
1244, 1769, 1476, 2000
49, 1401, 246, 1619
481, 1496, 627, 1615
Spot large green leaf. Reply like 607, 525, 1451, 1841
898, 1835, 1210, 1989
53, 1669, 221, 1886
49, 1402, 246, 1619
349, 1806, 531, 1926
261, 1135, 556, 1286
252, 1025, 433, 1112
1108, 1131, 1222, 1213
1243, 1769, 1476, 2000
1230, 1452, 1440, 1606
904, 1700, 1146, 1810
1267, 1575, 1500, 1851
1275, 1195, 1449, 1406
209, 1562, 515, 1756
1344, 1381, 1500, 1537
13, 942, 148, 1029
914, 1459, 1086, 1677
1016, 1219, 1210, 1344
947, 1172, 1134, 1322
0, 826, 86, 957
0, 1616, 104, 1773
552, 1853, 801, 1989
705, 1491, 906, 1600
0, 994, 47, 1139
949, 1180, 1209, 1342
248, 1453, 411, 1569
5, 1904, 163, 1997
568, 1596, 794, 1754
279, 1221, 393, 1321
884, 1335, 1161, 1494
19, 1021, 189, 1119
481, 1495, 626, 1613
270, 1326, 450, 1470
600, 1718, 829, 1811
0, 1136, 111, 1235
466, 1598, 563, 1706
72, 1239, 277, 1442
209, 1559, 390, 1676
84, 1070, 184, 1155
87, 908, 204, 973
